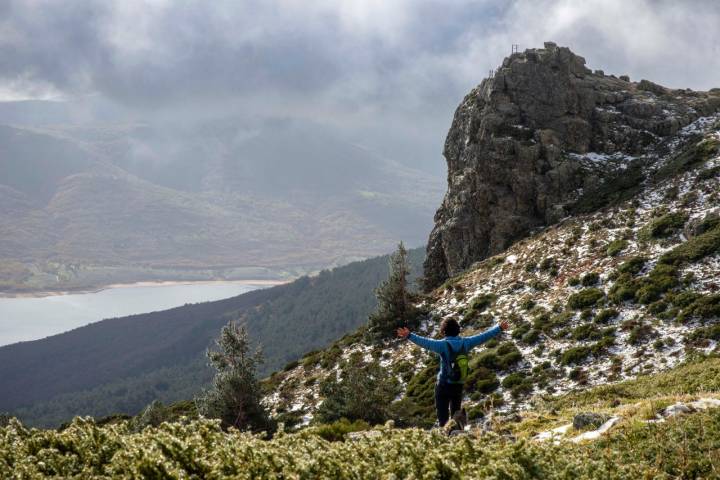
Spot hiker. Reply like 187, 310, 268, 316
397, 318, 508, 428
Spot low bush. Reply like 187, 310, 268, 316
5, 410, 720, 478
521, 328, 541, 345
560, 346, 592, 365
463, 294, 497, 319
520, 297, 536, 311
628, 324, 657, 345
677, 294, 720, 323
594, 308, 619, 324
581, 272, 600, 286
659, 223, 720, 266
617, 256, 647, 275
698, 165, 720, 180
571, 324, 601, 341
638, 212, 687, 241
464, 366, 499, 394
606, 239, 628, 257
568, 288, 605, 309
501, 372, 526, 388
311, 418, 371, 442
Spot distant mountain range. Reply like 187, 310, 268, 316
0, 118, 443, 292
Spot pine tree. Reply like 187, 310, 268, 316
316, 352, 400, 424
367, 241, 418, 340
195, 322, 272, 432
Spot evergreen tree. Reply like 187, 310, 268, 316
316, 352, 400, 424
195, 322, 271, 432
367, 241, 419, 339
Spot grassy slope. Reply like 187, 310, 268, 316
3, 356, 720, 478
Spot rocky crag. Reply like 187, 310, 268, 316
263, 44, 720, 429
424, 42, 720, 289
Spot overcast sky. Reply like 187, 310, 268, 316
1, 0, 719, 172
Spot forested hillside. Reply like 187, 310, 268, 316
1, 248, 424, 427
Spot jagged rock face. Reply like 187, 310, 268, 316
424, 43, 720, 289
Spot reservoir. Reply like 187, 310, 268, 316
0, 281, 270, 346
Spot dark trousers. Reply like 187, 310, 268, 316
435, 382, 463, 427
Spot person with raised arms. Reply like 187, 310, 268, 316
397, 318, 509, 428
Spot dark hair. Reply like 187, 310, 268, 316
440, 318, 460, 337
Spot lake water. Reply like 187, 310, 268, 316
0, 282, 266, 346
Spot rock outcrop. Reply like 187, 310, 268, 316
424, 42, 720, 289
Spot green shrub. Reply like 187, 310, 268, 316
539, 257, 555, 271
510, 380, 534, 398
571, 324, 601, 341
568, 288, 605, 309
628, 324, 657, 345
463, 294, 497, 319
696, 137, 720, 159
320, 345, 343, 369
687, 324, 720, 343
539, 311, 574, 333
520, 297, 536, 311
659, 223, 720, 266
617, 256, 647, 275
561, 346, 592, 365
311, 418, 371, 442
283, 360, 300, 371
698, 165, 720, 180
638, 212, 687, 240
595, 308, 619, 324
521, 329, 541, 345
464, 366, 499, 394
511, 322, 531, 340
581, 272, 600, 286
609, 273, 640, 304
501, 372, 526, 388
475, 352, 500, 369
677, 294, 720, 323
568, 276, 581, 286
647, 301, 667, 314
317, 353, 400, 425
476, 343, 522, 371
606, 239, 628, 257
568, 367, 588, 383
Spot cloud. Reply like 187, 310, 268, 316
0, 0, 718, 171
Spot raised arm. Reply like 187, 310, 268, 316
464, 320, 509, 350
396, 327, 446, 354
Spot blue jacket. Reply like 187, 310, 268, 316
408, 325, 501, 385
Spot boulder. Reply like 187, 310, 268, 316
662, 403, 694, 418
573, 412, 609, 430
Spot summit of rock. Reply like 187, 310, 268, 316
424, 43, 720, 289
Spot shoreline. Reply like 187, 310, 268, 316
0, 279, 290, 299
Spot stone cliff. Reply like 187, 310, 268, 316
423, 42, 720, 290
